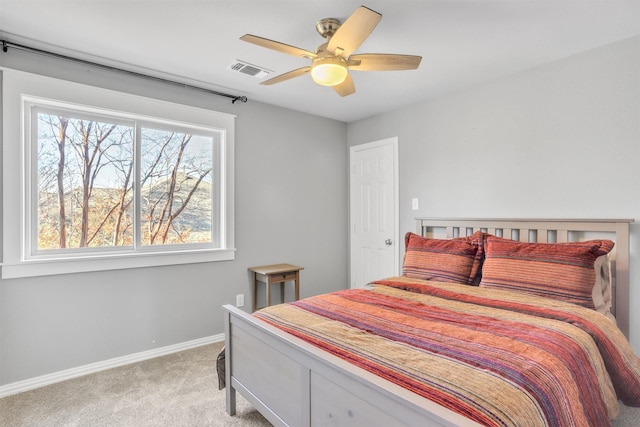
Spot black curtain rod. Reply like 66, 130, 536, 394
1, 39, 248, 104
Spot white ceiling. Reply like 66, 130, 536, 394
1, 1, 639, 122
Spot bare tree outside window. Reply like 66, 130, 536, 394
35, 111, 214, 252
37, 113, 134, 250
140, 128, 213, 245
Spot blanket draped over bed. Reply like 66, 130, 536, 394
254, 277, 640, 427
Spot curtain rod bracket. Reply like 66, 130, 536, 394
0, 39, 247, 104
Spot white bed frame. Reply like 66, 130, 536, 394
224, 218, 633, 427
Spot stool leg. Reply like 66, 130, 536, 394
281, 282, 285, 304
295, 272, 300, 301
253, 275, 258, 312
266, 279, 271, 307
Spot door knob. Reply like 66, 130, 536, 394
385, 239, 393, 246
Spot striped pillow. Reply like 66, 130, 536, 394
479, 236, 614, 308
593, 255, 614, 319
402, 231, 484, 285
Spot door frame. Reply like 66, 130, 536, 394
349, 137, 400, 288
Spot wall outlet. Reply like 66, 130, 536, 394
411, 198, 419, 210
236, 294, 245, 307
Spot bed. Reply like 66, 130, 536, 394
223, 218, 638, 426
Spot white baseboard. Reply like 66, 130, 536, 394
0, 333, 224, 398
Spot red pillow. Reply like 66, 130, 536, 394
402, 231, 484, 285
479, 236, 614, 308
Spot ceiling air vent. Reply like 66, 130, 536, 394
229, 60, 271, 78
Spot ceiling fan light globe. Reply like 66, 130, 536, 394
311, 59, 348, 86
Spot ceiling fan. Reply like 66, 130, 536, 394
240, 5, 422, 97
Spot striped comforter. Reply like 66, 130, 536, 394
254, 277, 640, 427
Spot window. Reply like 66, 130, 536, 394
2, 70, 235, 278
31, 104, 219, 253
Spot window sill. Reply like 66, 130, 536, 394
1, 248, 236, 279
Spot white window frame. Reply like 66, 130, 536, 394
2, 69, 236, 278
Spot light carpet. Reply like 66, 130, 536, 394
0, 342, 270, 426
1, 341, 639, 426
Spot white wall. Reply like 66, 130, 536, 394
347, 36, 640, 350
0, 49, 348, 385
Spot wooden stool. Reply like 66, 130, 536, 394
248, 263, 303, 312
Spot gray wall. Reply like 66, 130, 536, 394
0, 50, 348, 385
347, 36, 640, 351
2, 34, 638, 387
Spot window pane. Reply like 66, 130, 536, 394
36, 112, 134, 250
140, 127, 213, 246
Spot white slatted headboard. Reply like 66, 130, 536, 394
416, 218, 633, 338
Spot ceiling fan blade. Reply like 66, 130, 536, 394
240, 34, 317, 59
260, 66, 312, 85
348, 54, 422, 71
327, 6, 381, 57
332, 73, 355, 97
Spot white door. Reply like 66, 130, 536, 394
350, 138, 399, 289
